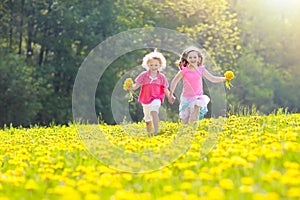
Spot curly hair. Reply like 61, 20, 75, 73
142, 48, 166, 71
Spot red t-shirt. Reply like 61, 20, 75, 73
135, 71, 169, 104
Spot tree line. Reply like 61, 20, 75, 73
1, 0, 299, 126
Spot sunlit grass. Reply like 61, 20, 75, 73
0, 113, 299, 199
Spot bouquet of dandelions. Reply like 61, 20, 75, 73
224, 71, 235, 89
123, 78, 137, 102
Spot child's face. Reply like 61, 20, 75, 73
187, 51, 202, 66
147, 59, 161, 71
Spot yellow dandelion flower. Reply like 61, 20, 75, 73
157, 192, 185, 200
239, 185, 253, 193
209, 167, 223, 176
265, 192, 280, 200
224, 70, 234, 80
280, 174, 300, 185
112, 189, 136, 200
60, 190, 81, 200
199, 172, 213, 181
207, 187, 224, 199
241, 177, 254, 185
163, 185, 173, 192
183, 170, 197, 180
180, 182, 192, 190
284, 161, 299, 170
123, 78, 137, 102
219, 178, 234, 190
287, 187, 300, 198
24, 179, 38, 190
123, 78, 134, 90
64, 178, 77, 187
186, 194, 200, 200
122, 173, 133, 181
77, 183, 98, 194
252, 192, 280, 200
224, 70, 235, 89
84, 193, 101, 200
261, 170, 282, 182
82, 155, 88, 160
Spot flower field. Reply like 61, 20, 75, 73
0, 113, 299, 200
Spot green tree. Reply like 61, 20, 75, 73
229, 53, 278, 113
0, 0, 118, 125
0, 51, 42, 126
229, 0, 300, 113
115, 0, 241, 69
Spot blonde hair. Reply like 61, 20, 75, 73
142, 49, 166, 71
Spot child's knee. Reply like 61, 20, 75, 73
191, 106, 200, 114
150, 110, 158, 116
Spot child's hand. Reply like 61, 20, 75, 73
168, 95, 176, 104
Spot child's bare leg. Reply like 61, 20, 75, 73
181, 116, 189, 124
150, 111, 159, 134
190, 105, 200, 122
146, 121, 152, 132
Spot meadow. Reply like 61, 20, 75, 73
0, 113, 299, 200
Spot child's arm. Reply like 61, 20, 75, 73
203, 69, 226, 83
170, 71, 183, 95
130, 83, 141, 91
168, 71, 182, 104
164, 88, 170, 98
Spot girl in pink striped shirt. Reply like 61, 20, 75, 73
169, 46, 226, 124
130, 49, 171, 135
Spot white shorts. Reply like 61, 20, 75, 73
142, 99, 161, 122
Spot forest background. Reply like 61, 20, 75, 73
1, 0, 299, 126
